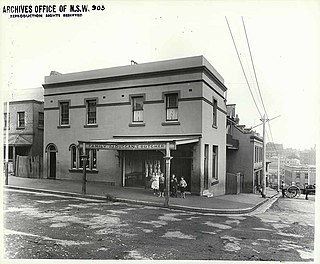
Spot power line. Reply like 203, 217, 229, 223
241, 16, 279, 156
225, 16, 263, 119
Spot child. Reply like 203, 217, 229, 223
179, 177, 187, 198
151, 173, 159, 195
158, 173, 165, 197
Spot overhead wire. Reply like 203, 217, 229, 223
225, 16, 263, 119
241, 16, 279, 156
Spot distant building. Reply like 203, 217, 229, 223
226, 104, 264, 193
283, 164, 316, 187
266, 142, 283, 158
43, 56, 228, 196
3, 100, 44, 173
299, 147, 316, 165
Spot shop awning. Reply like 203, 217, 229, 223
78, 136, 200, 150
3, 134, 33, 146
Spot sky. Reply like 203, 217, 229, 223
1, 0, 319, 150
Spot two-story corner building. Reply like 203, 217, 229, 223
226, 104, 263, 193
43, 56, 228, 196
3, 100, 44, 173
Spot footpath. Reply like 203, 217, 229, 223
4, 176, 279, 215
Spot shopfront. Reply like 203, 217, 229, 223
79, 137, 198, 192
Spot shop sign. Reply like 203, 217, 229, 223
82, 142, 176, 150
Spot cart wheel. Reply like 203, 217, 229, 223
285, 186, 299, 198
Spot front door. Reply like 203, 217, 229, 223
49, 152, 56, 179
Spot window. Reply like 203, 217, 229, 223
212, 98, 217, 127
17, 112, 25, 128
212, 146, 218, 180
132, 96, 144, 122
4, 113, 9, 129
86, 99, 97, 124
70, 145, 77, 169
60, 102, 69, 125
166, 93, 178, 121
38, 112, 44, 128
71, 145, 97, 171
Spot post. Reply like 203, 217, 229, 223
277, 155, 280, 192
5, 101, 10, 185
81, 143, 88, 195
164, 142, 172, 207
261, 114, 267, 198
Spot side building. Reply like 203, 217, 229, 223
3, 100, 44, 175
43, 56, 228, 196
226, 104, 263, 193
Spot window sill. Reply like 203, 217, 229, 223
211, 180, 219, 186
129, 122, 145, 127
162, 121, 180, 126
38, 127, 44, 130
84, 124, 98, 128
16, 127, 25, 130
57, 125, 70, 129
212, 124, 217, 129
69, 169, 99, 174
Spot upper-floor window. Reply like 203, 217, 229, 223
17, 112, 25, 128
4, 113, 9, 129
38, 112, 44, 128
212, 98, 217, 127
60, 102, 69, 125
86, 99, 97, 125
166, 93, 178, 121
132, 96, 144, 122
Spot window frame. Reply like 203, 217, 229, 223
17, 112, 25, 129
130, 94, 145, 123
212, 145, 218, 181
212, 97, 217, 128
4, 113, 10, 130
70, 144, 98, 171
59, 101, 70, 126
38, 112, 44, 128
85, 98, 97, 126
165, 92, 179, 121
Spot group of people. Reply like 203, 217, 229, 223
150, 173, 188, 198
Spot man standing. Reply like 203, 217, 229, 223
281, 181, 286, 198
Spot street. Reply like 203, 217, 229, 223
3, 188, 315, 261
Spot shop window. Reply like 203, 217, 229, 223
17, 112, 25, 128
212, 98, 217, 127
212, 146, 218, 180
132, 96, 144, 122
166, 93, 178, 121
70, 145, 77, 169
86, 99, 97, 125
60, 102, 69, 125
38, 112, 44, 128
72, 145, 97, 171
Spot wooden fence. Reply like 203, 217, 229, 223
15, 155, 43, 178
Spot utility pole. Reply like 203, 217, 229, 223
81, 142, 88, 195
277, 155, 280, 192
261, 114, 267, 198
164, 142, 172, 208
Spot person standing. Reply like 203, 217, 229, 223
179, 177, 188, 198
170, 174, 178, 198
158, 173, 165, 197
151, 172, 159, 195
281, 180, 286, 198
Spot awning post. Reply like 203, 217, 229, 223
164, 142, 172, 208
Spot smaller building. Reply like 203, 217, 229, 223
283, 164, 316, 187
226, 104, 263, 193
3, 100, 44, 175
